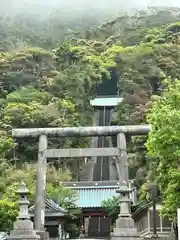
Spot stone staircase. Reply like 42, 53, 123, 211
79, 160, 94, 181
79, 111, 99, 182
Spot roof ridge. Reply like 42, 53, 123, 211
70, 186, 119, 189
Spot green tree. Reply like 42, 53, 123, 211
2, 8, 180, 232
3, 164, 72, 202
0, 199, 18, 231
146, 79, 180, 223
0, 135, 15, 157
101, 196, 120, 225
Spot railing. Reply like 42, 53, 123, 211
140, 227, 173, 238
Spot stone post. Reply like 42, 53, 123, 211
35, 135, 48, 231
111, 133, 141, 240
148, 182, 158, 239
7, 182, 40, 240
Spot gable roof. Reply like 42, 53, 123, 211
29, 196, 67, 217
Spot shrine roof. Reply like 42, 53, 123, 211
29, 196, 67, 217
90, 97, 123, 107
74, 186, 119, 208
62, 181, 120, 208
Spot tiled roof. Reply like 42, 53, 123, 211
72, 185, 119, 208
29, 196, 67, 217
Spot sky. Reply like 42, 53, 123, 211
0, 0, 180, 18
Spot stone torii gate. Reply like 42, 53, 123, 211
12, 125, 151, 240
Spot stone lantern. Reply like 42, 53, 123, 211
7, 182, 40, 240
111, 181, 141, 240
16, 181, 30, 219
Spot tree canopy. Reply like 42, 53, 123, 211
147, 79, 180, 223
1, 5, 180, 229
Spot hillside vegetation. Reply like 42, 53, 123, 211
1, 5, 180, 228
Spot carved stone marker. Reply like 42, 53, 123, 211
7, 182, 40, 240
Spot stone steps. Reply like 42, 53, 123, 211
79, 161, 94, 181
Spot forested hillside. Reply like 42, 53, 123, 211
1, 4, 180, 229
